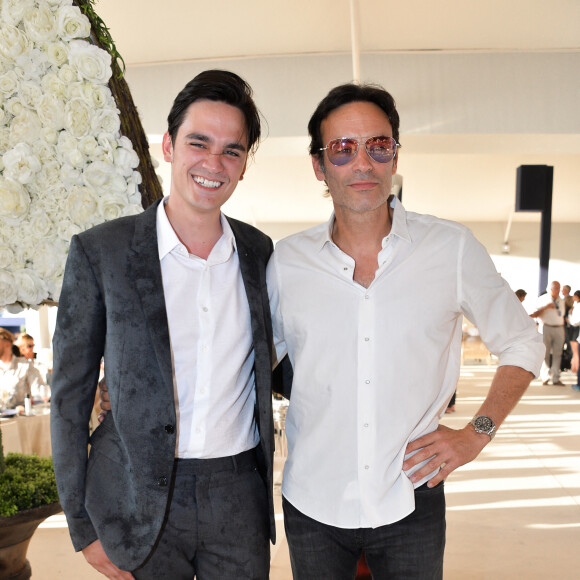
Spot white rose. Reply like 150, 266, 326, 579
0, 70, 19, 97
97, 195, 126, 221
4, 96, 25, 116
64, 97, 92, 137
92, 107, 121, 135
45, 41, 69, 67
32, 139, 57, 162
37, 93, 65, 130
15, 47, 50, 79
0, 177, 30, 225
9, 108, 42, 144
57, 63, 78, 84
14, 268, 48, 306
41, 71, 67, 97
1, 0, 30, 26
18, 80, 43, 109
97, 133, 117, 161
78, 135, 98, 157
66, 185, 97, 225
29, 210, 54, 239
41, 126, 59, 145
82, 159, 114, 190
2, 143, 41, 184
33, 239, 64, 279
0, 23, 31, 62
114, 146, 140, 176
23, 2, 58, 43
0, 269, 18, 308
57, 5, 91, 41
60, 164, 82, 187
68, 40, 112, 84
56, 219, 81, 242
30, 160, 61, 193
87, 83, 113, 109
0, 245, 14, 269
109, 173, 129, 194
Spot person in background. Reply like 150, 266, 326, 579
515, 289, 527, 302
530, 281, 566, 386
15, 333, 36, 361
0, 328, 46, 410
267, 81, 545, 579
51, 70, 277, 580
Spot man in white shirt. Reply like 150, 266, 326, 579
530, 281, 566, 385
51, 71, 277, 580
268, 82, 545, 579
0, 327, 46, 410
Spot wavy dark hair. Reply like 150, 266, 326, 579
167, 69, 262, 155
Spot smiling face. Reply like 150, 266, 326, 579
163, 99, 248, 220
312, 101, 398, 216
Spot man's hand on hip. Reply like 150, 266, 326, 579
82, 539, 135, 579
402, 424, 489, 488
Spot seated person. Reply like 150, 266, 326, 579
0, 328, 47, 410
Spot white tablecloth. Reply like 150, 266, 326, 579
1, 410, 51, 457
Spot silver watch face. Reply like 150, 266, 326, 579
474, 416, 494, 433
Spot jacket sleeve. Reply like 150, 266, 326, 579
50, 234, 106, 551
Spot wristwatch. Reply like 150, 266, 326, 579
469, 415, 496, 440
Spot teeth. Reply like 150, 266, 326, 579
193, 176, 221, 188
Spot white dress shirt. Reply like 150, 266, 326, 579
535, 293, 565, 327
267, 196, 544, 529
157, 200, 258, 458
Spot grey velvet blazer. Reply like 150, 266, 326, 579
50, 200, 276, 571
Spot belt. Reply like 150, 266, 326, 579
174, 447, 258, 475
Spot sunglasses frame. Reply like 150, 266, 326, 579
319, 136, 400, 166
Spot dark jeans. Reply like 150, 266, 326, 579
133, 448, 270, 580
283, 481, 446, 580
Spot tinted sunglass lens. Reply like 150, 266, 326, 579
327, 139, 358, 166
367, 137, 396, 163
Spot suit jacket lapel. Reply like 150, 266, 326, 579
129, 201, 174, 395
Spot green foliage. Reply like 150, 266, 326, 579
0, 454, 59, 517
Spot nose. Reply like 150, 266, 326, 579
201, 150, 225, 173
350, 145, 374, 173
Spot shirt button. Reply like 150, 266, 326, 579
157, 476, 168, 486
164, 424, 174, 434
202, 307, 208, 312
364, 423, 369, 428
365, 380, 371, 384
343, 267, 348, 271
365, 295, 370, 300
364, 337, 370, 341
364, 465, 370, 470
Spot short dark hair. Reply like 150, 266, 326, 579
308, 82, 400, 159
574, 290, 580, 300
167, 69, 262, 155
515, 289, 527, 300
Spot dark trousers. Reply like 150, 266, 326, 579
133, 448, 270, 580
283, 481, 446, 580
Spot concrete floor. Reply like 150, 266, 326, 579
27, 365, 580, 579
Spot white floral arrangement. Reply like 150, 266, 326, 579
0, 0, 144, 311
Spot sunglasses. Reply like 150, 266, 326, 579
319, 136, 400, 166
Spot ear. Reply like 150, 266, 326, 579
312, 154, 326, 182
239, 160, 247, 181
162, 132, 173, 162
392, 150, 399, 175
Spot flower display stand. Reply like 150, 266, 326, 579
0, 503, 61, 580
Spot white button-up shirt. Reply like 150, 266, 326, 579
157, 201, 258, 459
267, 196, 544, 529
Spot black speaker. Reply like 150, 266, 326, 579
515, 165, 553, 212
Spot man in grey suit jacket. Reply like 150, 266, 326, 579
51, 70, 276, 580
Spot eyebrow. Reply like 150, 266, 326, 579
184, 133, 247, 152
